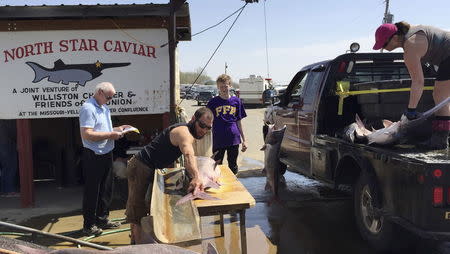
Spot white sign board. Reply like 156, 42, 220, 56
0, 29, 169, 119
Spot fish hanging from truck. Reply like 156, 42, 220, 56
342, 96, 450, 146
26, 59, 130, 87
260, 124, 286, 197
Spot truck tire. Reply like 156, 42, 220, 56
354, 173, 409, 252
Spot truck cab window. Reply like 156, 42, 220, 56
290, 72, 308, 102
303, 71, 323, 104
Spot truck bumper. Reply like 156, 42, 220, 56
390, 216, 450, 241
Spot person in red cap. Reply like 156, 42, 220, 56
373, 21, 450, 149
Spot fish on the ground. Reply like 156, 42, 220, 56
175, 156, 221, 206
15, 243, 218, 254
347, 96, 450, 145
260, 124, 286, 196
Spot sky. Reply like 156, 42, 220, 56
3, 0, 450, 85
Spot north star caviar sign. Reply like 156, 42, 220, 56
0, 29, 169, 119
4, 39, 157, 63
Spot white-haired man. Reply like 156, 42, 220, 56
79, 82, 130, 235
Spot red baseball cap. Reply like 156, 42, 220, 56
373, 23, 398, 50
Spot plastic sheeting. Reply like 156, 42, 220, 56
150, 168, 202, 244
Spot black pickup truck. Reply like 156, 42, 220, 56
267, 51, 450, 251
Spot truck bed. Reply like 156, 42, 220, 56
317, 135, 450, 164
314, 134, 450, 237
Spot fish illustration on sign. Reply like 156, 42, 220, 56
26, 59, 130, 86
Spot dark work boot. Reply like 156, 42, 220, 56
417, 119, 450, 150
230, 165, 238, 175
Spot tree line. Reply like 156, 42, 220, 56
180, 68, 212, 85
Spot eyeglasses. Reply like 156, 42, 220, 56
383, 34, 395, 49
196, 119, 212, 130
101, 90, 114, 100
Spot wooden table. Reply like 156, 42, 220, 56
194, 165, 256, 254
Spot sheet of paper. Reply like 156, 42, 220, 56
122, 126, 140, 134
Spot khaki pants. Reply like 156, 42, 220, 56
125, 155, 155, 225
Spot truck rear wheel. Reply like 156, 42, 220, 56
354, 173, 409, 252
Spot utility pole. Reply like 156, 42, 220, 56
263, 0, 270, 79
169, 0, 187, 124
383, 0, 394, 24
225, 62, 228, 74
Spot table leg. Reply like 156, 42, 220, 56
239, 210, 247, 254
220, 213, 224, 237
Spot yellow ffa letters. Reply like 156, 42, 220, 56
215, 105, 236, 116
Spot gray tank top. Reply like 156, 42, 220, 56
405, 25, 450, 65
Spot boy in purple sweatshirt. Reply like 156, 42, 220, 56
207, 74, 247, 174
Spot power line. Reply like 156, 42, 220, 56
191, 5, 246, 37
161, 5, 245, 48
178, 3, 248, 106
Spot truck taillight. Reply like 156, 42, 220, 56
433, 187, 443, 207
447, 188, 450, 205
433, 169, 443, 178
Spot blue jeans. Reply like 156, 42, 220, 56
0, 142, 18, 193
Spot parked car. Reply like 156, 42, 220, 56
196, 91, 215, 106
262, 89, 277, 105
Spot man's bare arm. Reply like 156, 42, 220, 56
237, 120, 247, 152
404, 33, 428, 109
170, 126, 204, 193
113, 125, 133, 132
80, 127, 122, 142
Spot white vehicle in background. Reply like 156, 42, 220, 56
238, 75, 271, 105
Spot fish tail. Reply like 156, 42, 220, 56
355, 114, 365, 129
175, 193, 194, 206
26, 62, 49, 83
205, 180, 220, 189
196, 191, 219, 201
